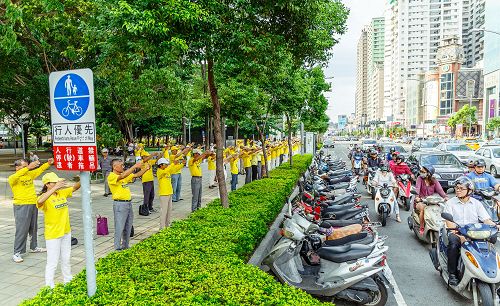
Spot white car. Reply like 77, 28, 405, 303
434, 143, 475, 164
474, 146, 500, 177
361, 139, 377, 150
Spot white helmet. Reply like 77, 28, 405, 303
157, 158, 170, 166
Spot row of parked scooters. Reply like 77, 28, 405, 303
263, 150, 500, 306
262, 152, 392, 306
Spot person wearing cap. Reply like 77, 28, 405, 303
188, 148, 210, 212
108, 159, 150, 250
36, 172, 81, 288
239, 148, 253, 184
141, 150, 160, 213
225, 151, 240, 191
156, 157, 185, 228
99, 148, 113, 197
8, 157, 54, 263
169, 145, 185, 202
207, 151, 216, 188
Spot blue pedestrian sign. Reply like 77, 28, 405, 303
53, 74, 90, 121
49, 69, 96, 148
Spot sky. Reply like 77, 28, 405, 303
324, 0, 386, 122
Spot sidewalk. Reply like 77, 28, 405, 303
0, 162, 247, 305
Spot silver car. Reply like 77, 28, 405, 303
474, 146, 500, 177
435, 143, 475, 164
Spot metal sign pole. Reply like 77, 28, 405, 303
80, 171, 96, 296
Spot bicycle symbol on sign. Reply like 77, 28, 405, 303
62, 100, 83, 117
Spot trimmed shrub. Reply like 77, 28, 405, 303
23, 155, 326, 305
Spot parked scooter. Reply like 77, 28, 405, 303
396, 174, 413, 211
366, 167, 378, 200
407, 193, 445, 246
429, 212, 500, 306
374, 183, 398, 227
262, 213, 391, 306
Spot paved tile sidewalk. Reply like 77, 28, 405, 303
0, 162, 246, 305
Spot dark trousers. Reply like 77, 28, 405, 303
447, 233, 461, 274
279, 154, 284, 165
13, 204, 38, 254
142, 181, 155, 210
245, 167, 252, 184
252, 165, 258, 181
231, 174, 238, 191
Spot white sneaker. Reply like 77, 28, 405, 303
29, 247, 47, 253
12, 253, 23, 263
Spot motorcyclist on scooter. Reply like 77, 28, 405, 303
386, 147, 396, 161
466, 159, 500, 197
465, 159, 475, 173
373, 165, 401, 222
390, 155, 415, 199
443, 176, 500, 286
351, 147, 364, 169
414, 164, 449, 235
366, 150, 383, 168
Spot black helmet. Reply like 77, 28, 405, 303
380, 165, 389, 172
474, 159, 486, 167
420, 164, 435, 176
453, 176, 475, 193
395, 155, 405, 162
370, 149, 377, 155
390, 147, 396, 153
467, 159, 475, 168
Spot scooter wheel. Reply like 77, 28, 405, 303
477, 281, 494, 306
404, 197, 411, 211
363, 276, 389, 306
381, 211, 388, 227
407, 216, 413, 230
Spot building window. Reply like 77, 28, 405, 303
440, 73, 454, 115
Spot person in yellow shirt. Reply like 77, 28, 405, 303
108, 159, 150, 250
37, 172, 80, 288
140, 151, 160, 214
169, 145, 187, 202
270, 145, 277, 170
134, 143, 144, 162
225, 152, 240, 191
207, 151, 216, 188
8, 157, 54, 263
188, 148, 209, 212
239, 148, 253, 184
156, 158, 185, 229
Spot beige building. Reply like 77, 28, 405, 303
355, 26, 369, 127
366, 17, 385, 124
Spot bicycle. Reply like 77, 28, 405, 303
62, 100, 83, 117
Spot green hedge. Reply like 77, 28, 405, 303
24, 154, 327, 305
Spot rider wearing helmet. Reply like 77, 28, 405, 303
414, 164, 449, 235
373, 164, 400, 222
366, 150, 383, 168
466, 159, 500, 192
443, 176, 500, 286
390, 155, 413, 178
351, 147, 364, 170
466, 159, 475, 173
386, 147, 396, 161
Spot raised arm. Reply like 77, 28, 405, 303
37, 180, 66, 207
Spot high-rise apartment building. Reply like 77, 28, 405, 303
384, 0, 464, 126
367, 18, 386, 123
462, 0, 485, 68
355, 26, 369, 127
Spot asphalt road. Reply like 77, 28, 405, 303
327, 144, 471, 306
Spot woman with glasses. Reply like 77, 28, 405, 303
414, 164, 449, 235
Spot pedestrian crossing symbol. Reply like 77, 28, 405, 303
53, 74, 90, 121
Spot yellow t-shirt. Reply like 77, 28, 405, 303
242, 154, 252, 168
208, 156, 216, 170
8, 163, 50, 205
271, 148, 277, 159
188, 158, 202, 177
37, 187, 73, 240
134, 148, 142, 157
157, 164, 184, 196
230, 158, 239, 175
251, 152, 259, 166
169, 154, 184, 174
108, 172, 135, 201
141, 159, 157, 183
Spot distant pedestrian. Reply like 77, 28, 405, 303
8, 158, 54, 263
188, 148, 209, 212
140, 151, 159, 213
156, 158, 185, 228
207, 151, 216, 188
226, 151, 240, 191
98, 148, 112, 197
37, 172, 80, 288
29, 152, 39, 163
108, 160, 150, 250
170, 146, 188, 202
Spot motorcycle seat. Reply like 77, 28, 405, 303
322, 204, 357, 212
324, 233, 374, 247
317, 244, 375, 263
322, 207, 363, 219
324, 219, 362, 227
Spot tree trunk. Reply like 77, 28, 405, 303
182, 116, 187, 146
207, 58, 229, 208
285, 114, 293, 166
221, 116, 226, 148
235, 121, 239, 142
205, 115, 210, 149
22, 123, 29, 157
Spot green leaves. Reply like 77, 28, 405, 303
23, 155, 323, 306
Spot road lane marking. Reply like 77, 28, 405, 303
384, 263, 408, 306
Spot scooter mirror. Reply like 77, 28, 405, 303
441, 212, 454, 222
410, 190, 418, 195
